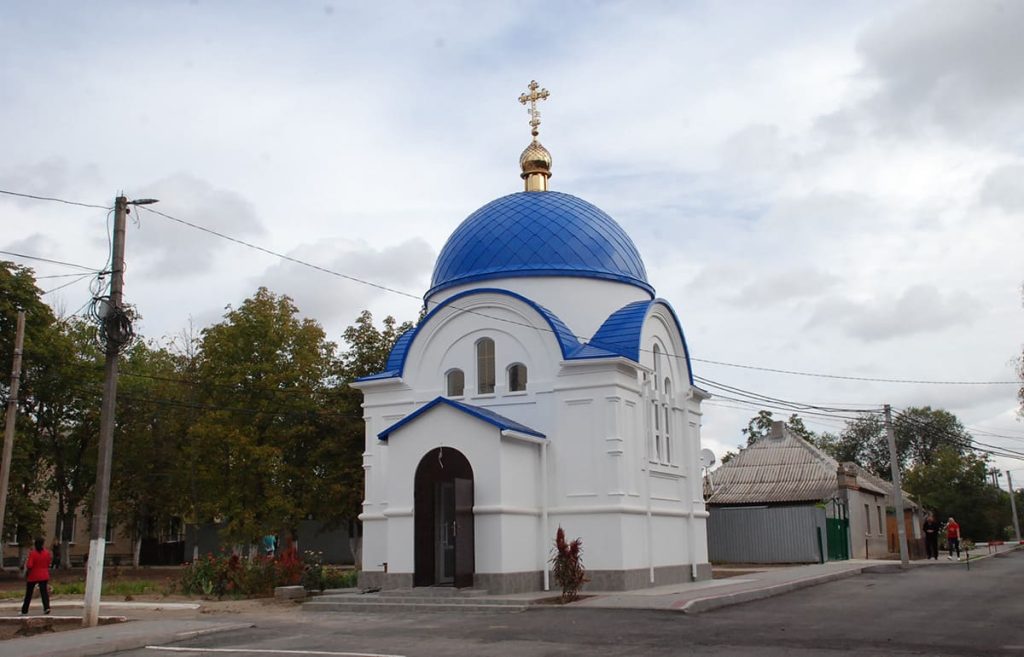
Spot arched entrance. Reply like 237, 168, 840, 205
414, 447, 474, 588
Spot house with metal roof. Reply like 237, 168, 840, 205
705, 421, 894, 562
350, 83, 711, 594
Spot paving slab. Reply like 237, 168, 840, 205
0, 618, 252, 657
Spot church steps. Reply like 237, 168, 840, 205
302, 598, 530, 613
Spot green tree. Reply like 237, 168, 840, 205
0, 262, 56, 550
740, 410, 815, 446
189, 288, 339, 547
31, 318, 104, 567
903, 446, 1006, 540
339, 310, 414, 380
110, 340, 193, 566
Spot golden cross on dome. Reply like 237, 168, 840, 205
518, 80, 550, 138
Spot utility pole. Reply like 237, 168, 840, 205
884, 405, 909, 567
0, 310, 26, 569
82, 195, 156, 627
82, 195, 127, 627
1008, 471, 1021, 543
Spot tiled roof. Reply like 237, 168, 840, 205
844, 462, 916, 505
707, 429, 842, 505
427, 191, 653, 298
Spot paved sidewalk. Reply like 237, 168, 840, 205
2, 543, 1019, 657
0, 618, 253, 657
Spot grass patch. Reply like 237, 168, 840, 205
0, 579, 168, 597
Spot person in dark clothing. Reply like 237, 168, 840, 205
21, 537, 52, 615
922, 513, 940, 560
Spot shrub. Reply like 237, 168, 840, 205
550, 526, 588, 603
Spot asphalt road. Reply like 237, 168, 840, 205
116, 551, 1024, 657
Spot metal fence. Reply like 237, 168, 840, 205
708, 504, 829, 563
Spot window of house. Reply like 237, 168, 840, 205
507, 363, 527, 392
58, 515, 77, 544
865, 504, 871, 534
476, 338, 495, 394
446, 369, 465, 397
877, 506, 883, 535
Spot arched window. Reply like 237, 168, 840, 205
652, 345, 661, 392
663, 379, 672, 464
507, 363, 527, 392
476, 338, 495, 394
446, 369, 465, 397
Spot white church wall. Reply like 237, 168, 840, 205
403, 292, 565, 400
427, 277, 650, 342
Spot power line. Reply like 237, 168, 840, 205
691, 356, 1019, 386
0, 250, 99, 272
136, 204, 1018, 388
0, 188, 111, 210
137, 205, 418, 300
6, 186, 1012, 388
891, 408, 1024, 462
41, 273, 95, 295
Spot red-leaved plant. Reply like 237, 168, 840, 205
550, 526, 588, 602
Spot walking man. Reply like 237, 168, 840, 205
946, 517, 961, 561
923, 513, 940, 560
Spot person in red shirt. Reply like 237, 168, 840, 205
20, 537, 52, 615
946, 517, 961, 561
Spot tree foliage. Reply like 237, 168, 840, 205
740, 410, 815, 446
2, 267, 414, 561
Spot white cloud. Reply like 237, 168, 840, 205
129, 174, 266, 277
854, 0, 1024, 140
808, 284, 982, 341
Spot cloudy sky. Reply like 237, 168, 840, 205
2, 1, 1022, 475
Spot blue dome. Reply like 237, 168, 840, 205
428, 191, 653, 298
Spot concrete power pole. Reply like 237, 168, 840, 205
83, 195, 127, 627
0, 310, 26, 569
884, 405, 909, 567
1008, 471, 1022, 543
82, 195, 155, 627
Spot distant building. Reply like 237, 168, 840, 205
706, 421, 922, 563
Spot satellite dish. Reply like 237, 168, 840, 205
700, 449, 717, 469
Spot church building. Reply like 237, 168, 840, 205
352, 82, 711, 594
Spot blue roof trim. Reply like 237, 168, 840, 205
357, 288, 583, 381
377, 396, 546, 441
580, 299, 696, 385
354, 327, 420, 382
584, 300, 652, 362
428, 191, 654, 299
383, 328, 416, 372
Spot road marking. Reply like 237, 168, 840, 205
145, 647, 405, 657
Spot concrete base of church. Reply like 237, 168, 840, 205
583, 563, 712, 591
474, 571, 544, 594
358, 571, 413, 590
358, 563, 712, 594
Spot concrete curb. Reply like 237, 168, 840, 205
0, 620, 253, 657
680, 567, 865, 614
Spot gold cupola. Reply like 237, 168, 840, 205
518, 80, 552, 192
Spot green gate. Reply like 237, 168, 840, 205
826, 517, 850, 561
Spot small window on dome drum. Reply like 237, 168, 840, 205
507, 363, 527, 392
476, 338, 495, 394
446, 369, 465, 397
